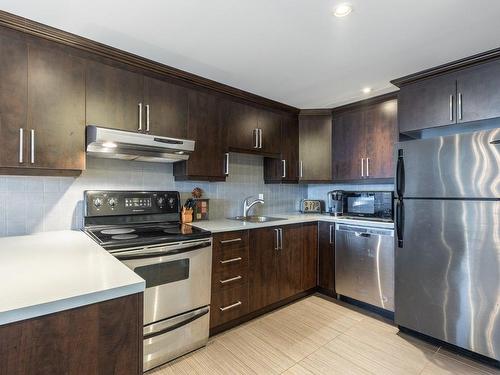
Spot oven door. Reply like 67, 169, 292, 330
114, 238, 212, 325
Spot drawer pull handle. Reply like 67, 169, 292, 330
220, 238, 242, 244
220, 275, 242, 284
220, 301, 242, 312
220, 257, 242, 264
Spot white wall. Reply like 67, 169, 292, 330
0, 154, 307, 237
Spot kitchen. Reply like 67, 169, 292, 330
0, 1, 499, 374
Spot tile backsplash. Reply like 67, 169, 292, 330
0, 154, 307, 237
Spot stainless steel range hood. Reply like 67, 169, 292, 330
86, 126, 195, 163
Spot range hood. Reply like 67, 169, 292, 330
86, 126, 195, 163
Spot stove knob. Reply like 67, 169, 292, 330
157, 196, 165, 207
93, 197, 103, 208
108, 197, 117, 208
168, 197, 175, 208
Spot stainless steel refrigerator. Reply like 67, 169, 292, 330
394, 128, 500, 361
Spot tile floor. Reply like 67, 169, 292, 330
149, 294, 500, 375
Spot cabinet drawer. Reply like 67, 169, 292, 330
212, 251, 248, 276
213, 231, 249, 264
210, 284, 249, 328
212, 268, 248, 293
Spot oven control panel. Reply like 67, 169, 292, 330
85, 190, 180, 217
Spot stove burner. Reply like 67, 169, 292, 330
111, 234, 139, 240
163, 228, 182, 235
101, 228, 136, 235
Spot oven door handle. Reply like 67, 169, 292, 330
114, 241, 212, 260
143, 306, 209, 340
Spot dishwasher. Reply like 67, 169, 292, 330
335, 223, 394, 312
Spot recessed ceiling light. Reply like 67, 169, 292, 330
333, 3, 353, 17
362, 87, 372, 94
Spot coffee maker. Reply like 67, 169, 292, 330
327, 190, 344, 216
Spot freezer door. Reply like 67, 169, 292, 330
395, 128, 500, 198
395, 199, 500, 360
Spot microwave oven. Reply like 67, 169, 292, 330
343, 191, 393, 221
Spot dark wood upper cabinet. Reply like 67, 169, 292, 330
224, 100, 259, 152
249, 226, 280, 312
332, 97, 397, 181
27, 42, 86, 171
86, 60, 144, 132
398, 74, 456, 133
299, 112, 333, 182
257, 109, 281, 155
174, 90, 226, 181
0, 29, 28, 169
264, 114, 299, 183
143, 77, 188, 138
318, 221, 335, 295
456, 59, 500, 123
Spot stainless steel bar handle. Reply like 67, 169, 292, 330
220, 238, 241, 244
253, 129, 258, 148
366, 157, 370, 177
281, 159, 286, 178
30, 129, 35, 164
145, 104, 150, 132
329, 225, 334, 244
224, 153, 230, 175
19, 128, 24, 163
220, 275, 242, 284
220, 257, 242, 264
299, 160, 303, 178
361, 158, 364, 177
274, 228, 280, 250
138, 102, 143, 131
259, 128, 263, 149
220, 301, 242, 312
458, 92, 463, 120
449, 95, 454, 121
279, 228, 283, 250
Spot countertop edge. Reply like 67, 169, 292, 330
0, 281, 145, 326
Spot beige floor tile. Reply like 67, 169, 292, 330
436, 348, 500, 375
422, 353, 499, 375
299, 345, 373, 375
282, 363, 315, 375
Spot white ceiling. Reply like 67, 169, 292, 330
1, 0, 500, 108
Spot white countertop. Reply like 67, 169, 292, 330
190, 213, 394, 233
0, 230, 145, 325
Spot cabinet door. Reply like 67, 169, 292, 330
257, 109, 281, 155
174, 90, 224, 180
86, 61, 143, 132
299, 114, 332, 182
143, 77, 188, 138
318, 221, 335, 294
301, 223, 318, 291
456, 59, 500, 123
279, 224, 304, 300
364, 99, 397, 179
332, 110, 364, 181
282, 115, 299, 182
398, 74, 456, 133
249, 227, 280, 312
224, 100, 258, 152
0, 30, 27, 168
27, 42, 85, 171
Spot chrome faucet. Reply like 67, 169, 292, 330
242, 194, 264, 218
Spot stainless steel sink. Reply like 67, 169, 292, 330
229, 215, 287, 223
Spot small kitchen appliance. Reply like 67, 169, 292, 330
300, 199, 323, 213
83, 190, 212, 371
327, 190, 344, 216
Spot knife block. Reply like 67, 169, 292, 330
181, 208, 193, 223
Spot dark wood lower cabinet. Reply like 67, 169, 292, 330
318, 221, 336, 295
301, 222, 318, 291
0, 293, 143, 375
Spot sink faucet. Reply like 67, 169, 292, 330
243, 194, 264, 218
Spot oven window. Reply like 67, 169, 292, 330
347, 196, 375, 214
134, 259, 190, 288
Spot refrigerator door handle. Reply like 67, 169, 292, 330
396, 199, 404, 248
396, 149, 405, 197
490, 139, 499, 145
